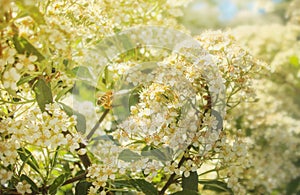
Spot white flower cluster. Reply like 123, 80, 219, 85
5, 103, 80, 149
231, 21, 300, 193
83, 28, 265, 193
0, 103, 84, 170
196, 31, 264, 102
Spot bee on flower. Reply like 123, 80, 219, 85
97, 91, 113, 109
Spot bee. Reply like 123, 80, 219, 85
97, 91, 113, 109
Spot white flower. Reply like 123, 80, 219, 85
203, 113, 219, 130
0, 48, 16, 67
0, 169, 13, 185
2, 67, 21, 90
16, 181, 32, 194
15, 54, 37, 71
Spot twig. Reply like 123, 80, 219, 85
86, 109, 110, 140
159, 86, 212, 194
159, 146, 191, 195
77, 109, 111, 169
62, 172, 87, 186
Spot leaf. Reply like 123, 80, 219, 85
75, 181, 92, 195
286, 176, 300, 195
55, 86, 73, 101
61, 153, 80, 163
33, 78, 53, 112
117, 34, 134, 51
171, 190, 200, 195
17, 75, 36, 86
49, 173, 69, 195
17, 148, 40, 174
182, 171, 198, 192
118, 149, 141, 162
116, 179, 158, 195
141, 146, 172, 162
104, 65, 113, 88
199, 180, 232, 193
72, 66, 94, 80
131, 179, 158, 195
51, 147, 60, 168
15, 2, 46, 24
12, 35, 45, 61
290, 56, 299, 68
128, 85, 141, 111
59, 103, 87, 133
93, 135, 120, 146
20, 174, 38, 192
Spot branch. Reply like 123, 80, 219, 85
159, 146, 191, 195
76, 109, 111, 169
63, 172, 87, 186
160, 87, 212, 194
86, 109, 110, 140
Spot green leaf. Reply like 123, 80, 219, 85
55, 86, 73, 101
199, 180, 232, 193
51, 147, 60, 168
20, 174, 38, 192
118, 149, 141, 162
117, 34, 134, 51
104, 65, 113, 88
61, 153, 80, 163
72, 66, 94, 80
15, 2, 46, 24
17, 75, 36, 86
33, 78, 53, 112
182, 171, 198, 192
128, 85, 141, 111
116, 179, 158, 195
171, 190, 200, 195
17, 148, 40, 174
75, 181, 92, 195
286, 176, 300, 195
141, 146, 172, 162
290, 56, 299, 68
59, 103, 87, 133
131, 179, 158, 195
12, 35, 45, 61
49, 173, 69, 195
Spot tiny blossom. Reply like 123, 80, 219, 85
203, 113, 219, 130
16, 181, 32, 194
87, 186, 99, 195
0, 169, 13, 185
48, 29, 67, 50
87, 164, 118, 190
0, 47, 16, 67
180, 159, 197, 178
0, 138, 19, 167
15, 54, 37, 71
2, 67, 21, 90
164, 161, 180, 175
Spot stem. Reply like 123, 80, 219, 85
62, 172, 87, 186
198, 169, 217, 177
77, 143, 92, 169
160, 87, 212, 194
86, 109, 110, 140
159, 146, 191, 195
77, 108, 111, 169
